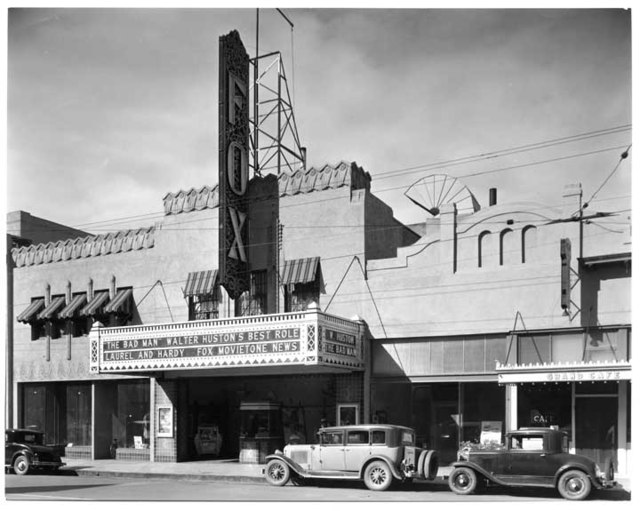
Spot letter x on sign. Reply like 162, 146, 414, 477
228, 207, 247, 262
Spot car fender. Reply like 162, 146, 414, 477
554, 462, 597, 486
264, 453, 305, 477
9, 449, 33, 466
450, 461, 501, 485
359, 455, 404, 480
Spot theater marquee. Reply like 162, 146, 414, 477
89, 311, 365, 373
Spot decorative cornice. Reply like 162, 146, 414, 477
12, 227, 155, 268
163, 185, 219, 216
279, 161, 371, 196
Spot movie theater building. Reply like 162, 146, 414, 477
8, 158, 420, 463
8, 31, 630, 476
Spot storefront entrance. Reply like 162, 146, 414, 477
184, 374, 337, 460
575, 382, 618, 471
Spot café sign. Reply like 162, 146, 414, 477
496, 361, 631, 384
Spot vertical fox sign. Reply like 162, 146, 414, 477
219, 31, 250, 299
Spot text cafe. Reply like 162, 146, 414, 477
89, 307, 367, 463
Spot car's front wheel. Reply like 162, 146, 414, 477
363, 460, 393, 491
557, 470, 591, 500
264, 459, 291, 487
448, 466, 477, 495
13, 455, 30, 476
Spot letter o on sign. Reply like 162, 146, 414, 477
227, 141, 248, 196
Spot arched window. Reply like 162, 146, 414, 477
521, 225, 537, 263
500, 229, 516, 266
478, 230, 492, 268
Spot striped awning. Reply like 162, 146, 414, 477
59, 294, 87, 319
17, 298, 45, 323
80, 291, 110, 316
104, 288, 133, 314
184, 270, 218, 297
281, 257, 321, 285
37, 296, 67, 320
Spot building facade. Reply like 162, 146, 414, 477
8, 162, 631, 476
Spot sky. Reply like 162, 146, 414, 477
4, 5, 633, 238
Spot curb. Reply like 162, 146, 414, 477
71, 469, 268, 483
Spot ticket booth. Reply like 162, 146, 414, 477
238, 401, 283, 464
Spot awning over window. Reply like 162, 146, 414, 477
104, 288, 133, 314
17, 298, 45, 323
37, 296, 67, 320
59, 294, 87, 319
184, 270, 218, 297
80, 291, 110, 316
281, 257, 320, 285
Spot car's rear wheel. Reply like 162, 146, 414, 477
448, 466, 477, 495
264, 459, 291, 487
557, 470, 591, 500
13, 455, 30, 476
422, 450, 439, 480
363, 460, 393, 491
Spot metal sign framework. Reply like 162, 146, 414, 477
249, 50, 306, 177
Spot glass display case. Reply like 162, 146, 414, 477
238, 401, 283, 463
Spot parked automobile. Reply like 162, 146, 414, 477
448, 427, 616, 500
264, 424, 438, 491
5, 428, 65, 475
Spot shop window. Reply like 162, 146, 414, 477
115, 380, 150, 450
237, 271, 267, 316
189, 291, 220, 320
337, 403, 359, 426
66, 384, 92, 446
285, 281, 320, 312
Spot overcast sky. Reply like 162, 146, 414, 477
5, 7, 632, 237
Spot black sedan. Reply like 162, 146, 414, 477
5, 428, 65, 475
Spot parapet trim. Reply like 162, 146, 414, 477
12, 226, 155, 268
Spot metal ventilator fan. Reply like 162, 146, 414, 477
404, 174, 480, 216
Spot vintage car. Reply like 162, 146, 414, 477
5, 428, 65, 475
448, 427, 616, 500
264, 424, 438, 491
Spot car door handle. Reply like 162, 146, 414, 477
540, 453, 546, 457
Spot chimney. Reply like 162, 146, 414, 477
489, 188, 497, 206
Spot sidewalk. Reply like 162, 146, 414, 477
60, 457, 631, 493
61, 457, 452, 484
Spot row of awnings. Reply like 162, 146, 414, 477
183, 257, 321, 297
17, 289, 132, 324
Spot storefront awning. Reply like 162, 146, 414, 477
37, 296, 67, 320
17, 298, 45, 323
80, 291, 110, 316
496, 360, 632, 384
59, 294, 87, 319
281, 257, 320, 285
104, 288, 133, 314
184, 270, 218, 297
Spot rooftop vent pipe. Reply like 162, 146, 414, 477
489, 188, 497, 206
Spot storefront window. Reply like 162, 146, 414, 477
22, 384, 47, 432
518, 383, 571, 436
461, 382, 505, 445
115, 380, 150, 449
66, 384, 91, 446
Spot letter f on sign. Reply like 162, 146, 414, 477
228, 207, 247, 262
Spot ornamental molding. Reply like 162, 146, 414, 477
496, 359, 631, 373
279, 161, 371, 196
11, 227, 155, 268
